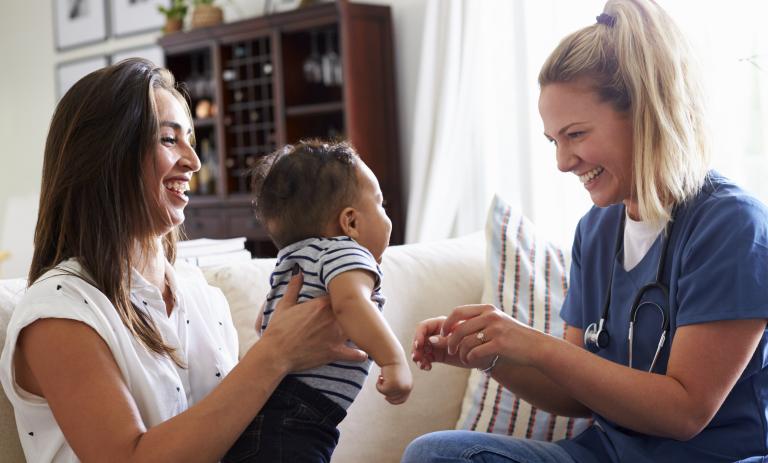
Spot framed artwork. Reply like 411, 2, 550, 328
53, 0, 108, 50
109, 0, 168, 37
111, 44, 165, 67
56, 55, 109, 100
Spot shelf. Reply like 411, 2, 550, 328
285, 101, 344, 117
187, 194, 253, 207
225, 77, 273, 89
194, 117, 215, 128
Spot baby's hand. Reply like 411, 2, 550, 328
376, 362, 413, 405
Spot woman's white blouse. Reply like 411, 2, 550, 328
0, 259, 239, 463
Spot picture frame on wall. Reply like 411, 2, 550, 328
56, 55, 109, 100
110, 0, 168, 37
53, 0, 108, 50
111, 45, 165, 67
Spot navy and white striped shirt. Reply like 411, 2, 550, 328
260, 236, 385, 408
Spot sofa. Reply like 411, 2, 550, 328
0, 233, 485, 462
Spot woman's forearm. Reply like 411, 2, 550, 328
130, 340, 287, 463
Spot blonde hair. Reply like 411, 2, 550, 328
539, 0, 709, 223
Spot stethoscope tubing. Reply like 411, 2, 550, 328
584, 205, 674, 372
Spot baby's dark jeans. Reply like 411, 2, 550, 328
223, 376, 347, 463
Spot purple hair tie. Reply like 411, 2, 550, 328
596, 13, 616, 27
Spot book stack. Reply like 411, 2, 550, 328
177, 237, 251, 267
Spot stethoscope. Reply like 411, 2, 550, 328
583, 206, 674, 373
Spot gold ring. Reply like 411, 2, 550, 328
476, 331, 486, 343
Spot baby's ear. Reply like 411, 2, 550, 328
338, 206, 358, 238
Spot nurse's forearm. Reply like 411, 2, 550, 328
531, 319, 765, 441
531, 336, 696, 439
490, 362, 591, 417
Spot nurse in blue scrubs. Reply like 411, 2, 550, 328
403, 0, 768, 462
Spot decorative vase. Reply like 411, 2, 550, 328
191, 5, 224, 29
163, 18, 184, 34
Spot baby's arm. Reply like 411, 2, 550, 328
327, 270, 412, 404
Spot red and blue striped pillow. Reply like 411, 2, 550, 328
455, 195, 590, 441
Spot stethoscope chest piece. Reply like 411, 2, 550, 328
584, 319, 610, 351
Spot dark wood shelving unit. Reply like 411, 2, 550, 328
159, 0, 404, 257
285, 101, 345, 116
193, 117, 216, 128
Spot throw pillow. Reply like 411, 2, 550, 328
455, 195, 590, 441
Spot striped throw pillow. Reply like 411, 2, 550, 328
455, 195, 590, 441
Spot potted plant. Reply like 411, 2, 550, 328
191, 0, 224, 29
158, 0, 188, 34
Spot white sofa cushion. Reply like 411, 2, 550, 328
202, 234, 485, 463
336, 234, 484, 463
455, 195, 590, 441
201, 258, 275, 357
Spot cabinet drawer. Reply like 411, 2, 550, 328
227, 208, 270, 241
182, 209, 226, 239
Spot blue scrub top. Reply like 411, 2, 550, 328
558, 172, 768, 462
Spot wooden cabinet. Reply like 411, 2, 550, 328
158, 0, 404, 256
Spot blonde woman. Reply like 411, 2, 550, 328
405, 0, 768, 461
0, 59, 366, 462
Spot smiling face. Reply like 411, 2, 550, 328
539, 80, 637, 217
346, 162, 392, 263
143, 88, 201, 236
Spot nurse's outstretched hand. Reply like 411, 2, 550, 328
442, 304, 542, 368
412, 316, 466, 371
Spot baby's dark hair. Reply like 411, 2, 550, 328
251, 139, 361, 248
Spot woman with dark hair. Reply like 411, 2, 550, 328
0, 58, 366, 462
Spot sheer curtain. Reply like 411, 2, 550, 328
405, 0, 604, 247
404, 0, 532, 243
405, 0, 768, 249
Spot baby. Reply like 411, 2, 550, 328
225, 140, 412, 462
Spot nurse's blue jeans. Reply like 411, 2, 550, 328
401, 430, 575, 463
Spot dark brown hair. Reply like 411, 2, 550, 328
251, 140, 360, 248
30, 58, 189, 365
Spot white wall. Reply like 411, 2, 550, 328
0, 0, 426, 278
0, 1, 55, 278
